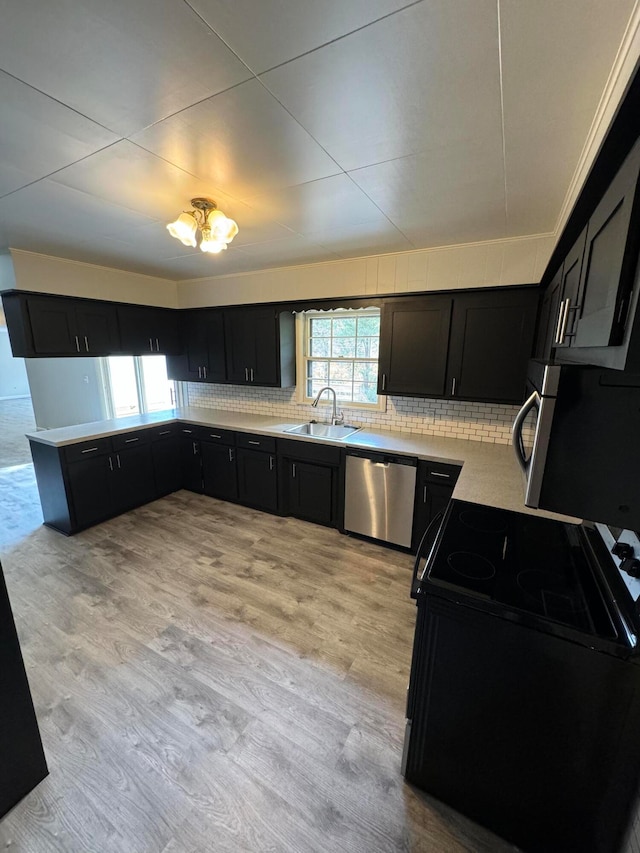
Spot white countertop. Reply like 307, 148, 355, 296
26, 406, 579, 523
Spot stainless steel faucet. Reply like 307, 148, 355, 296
311, 386, 343, 425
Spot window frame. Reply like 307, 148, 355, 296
296, 308, 386, 412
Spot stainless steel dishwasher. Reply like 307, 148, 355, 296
344, 450, 417, 547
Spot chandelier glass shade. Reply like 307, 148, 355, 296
167, 198, 238, 254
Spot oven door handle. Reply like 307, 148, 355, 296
411, 510, 445, 599
512, 390, 539, 473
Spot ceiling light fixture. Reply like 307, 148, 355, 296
167, 198, 238, 254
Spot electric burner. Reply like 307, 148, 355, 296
459, 509, 508, 534
446, 551, 496, 580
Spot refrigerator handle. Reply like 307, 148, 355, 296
511, 390, 539, 473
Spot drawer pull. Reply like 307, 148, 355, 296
125, 437, 139, 444
430, 471, 450, 478
182, 429, 193, 434
248, 440, 260, 445
158, 430, 171, 436
210, 434, 222, 439
81, 446, 99, 454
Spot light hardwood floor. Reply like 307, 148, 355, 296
0, 464, 515, 852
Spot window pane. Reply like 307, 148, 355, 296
310, 337, 331, 357
331, 382, 354, 401
329, 361, 354, 381
356, 337, 379, 358
353, 382, 379, 403
140, 356, 174, 412
307, 360, 328, 380
310, 318, 331, 336
331, 337, 356, 358
333, 318, 356, 337
357, 316, 380, 336
108, 356, 140, 417
353, 362, 378, 382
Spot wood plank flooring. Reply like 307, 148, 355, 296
0, 465, 516, 852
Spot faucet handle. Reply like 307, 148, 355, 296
334, 410, 344, 425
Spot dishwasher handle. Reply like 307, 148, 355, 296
345, 449, 417, 467
411, 511, 444, 599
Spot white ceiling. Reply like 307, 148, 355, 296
0, 0, 636, 281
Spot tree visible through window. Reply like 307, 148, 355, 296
303, 309, 380, 406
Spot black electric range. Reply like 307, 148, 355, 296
404, 499, 640, 853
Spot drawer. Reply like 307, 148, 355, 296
149, 424, 179, 441
199, 427, 235, 446
277, 438, 341, 466
418, 461, 461, 484
236, 432, 276, 453
64, 436, 112, 463
111, 429, 151, 451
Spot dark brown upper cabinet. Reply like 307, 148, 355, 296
117, 305, 181, 355
377, 297, 453, 397
446, 289, 538, 403
223, 308, 295, 388
2, 293, 120, 356
166, 309, 226, 383
534, 265, 563, 360
554, 230, 587, 349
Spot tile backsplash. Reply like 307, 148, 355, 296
186, 383, 527, 445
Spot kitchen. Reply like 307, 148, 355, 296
1, 2, 640, 852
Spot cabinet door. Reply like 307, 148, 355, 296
535, 267, 563, 360
110, 444, 155, 512
204, 310, 227, 382
74, 302, 120, 354
236, 449, 278, 512
553, 232, 586, 349
180, 436, 203, 493
286, 460, 334, 526
224, 311, 250, 383
412, 478, 455, 552
251, 309, 279, 386
118, 306, 181, 355
152, 436, 182, 497
378, 297, 453, 397
573, 139, 640, 348
67, 455, 113, 529
202, 442, 238, 500
0, 563, 48, 820
446, 289, 538, 403
26, 296, 76, 354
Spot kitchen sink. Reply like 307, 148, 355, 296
285, 422, 361, 440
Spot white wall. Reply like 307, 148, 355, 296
177, 234, 555, 308
0, 325, 30, 398
25, 357, 108, 429
6, 249, 179, 308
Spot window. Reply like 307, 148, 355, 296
299, 309, 383, 409
103, 356, 175, 418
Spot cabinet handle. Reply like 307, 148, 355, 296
430, 471, 450, 478
81, 446, 99, 454
124, 437, 139, 444
75, 335, 80, 352
250, 368, 254, 382
558, 298, 571, 345
108, 456, 113, 471
181, 429, 193, 434
116, 453, 121, 469
381, 373, 386, 391
84, 335, 89, 352
158, 430, 171, 436
451, 377, 456, 396
248, 440, 260, 446
202, 366, 207, 379
198, 367, 202, 379
270, 456, 274, 472
554, 300, 567, 345
292, 462, 296, 477
210, 433, 222, 439
149, 337, 154, 351
423, 485, 427, 503
228, 448, 234, 462
192, 441, 198, 455
245, 367, 249, 381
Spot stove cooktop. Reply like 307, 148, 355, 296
425, 501, 616, 638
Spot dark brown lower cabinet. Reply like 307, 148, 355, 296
412, 461, 461, 551
151, 430, 182, 497
236, 448, 279, 513
202, 441, 238, 501
278, 438, 342, 528
0, 562, 48, 818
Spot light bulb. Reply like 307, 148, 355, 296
206, 209, 238, 243
200, 227, 228, 254
166, 212, 197, 247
